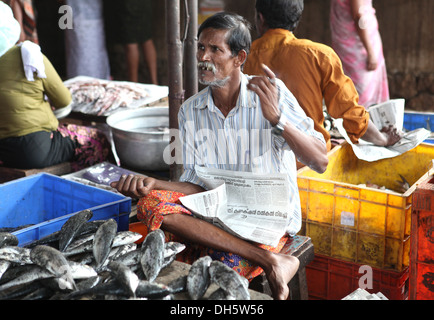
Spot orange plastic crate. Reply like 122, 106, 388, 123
409, 175, 434, 300
306, 254, 409, 300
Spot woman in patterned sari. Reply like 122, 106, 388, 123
330, 0, 389, 108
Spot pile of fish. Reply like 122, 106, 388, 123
0, 209, 250, 300
66, 79, 150, 116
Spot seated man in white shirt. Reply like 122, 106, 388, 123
110, 12, 328, 300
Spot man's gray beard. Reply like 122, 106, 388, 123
199, 76, 230, 88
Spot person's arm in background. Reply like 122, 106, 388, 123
41, 55, 72, 109
349, 0, 377, 70
9, 0, 25, 43
323, 49, 401, 147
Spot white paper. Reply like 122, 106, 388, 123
342, 288, 388, 300
368, 99, 405, 131
335, 119, 430, 162
332, 99, 431, 161
334, 99, 431, 161
179, 166, 293, 247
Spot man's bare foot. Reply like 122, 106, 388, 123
264, 253, 300, 300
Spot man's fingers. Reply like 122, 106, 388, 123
136, 178, 150, 196
112, 174, 127, 189
129, 175, 138, 196
261, 64, 276, 83
248, 75, 274, 93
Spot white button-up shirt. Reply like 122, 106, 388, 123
178, 73, 325, 236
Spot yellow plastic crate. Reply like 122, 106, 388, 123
297, 142, 434, 272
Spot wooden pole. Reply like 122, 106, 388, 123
166, 0, 184, 181
184, 0, 198, 100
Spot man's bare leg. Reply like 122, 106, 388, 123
161, 214, 299, 300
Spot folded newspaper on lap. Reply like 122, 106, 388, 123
179, 166, 292, 247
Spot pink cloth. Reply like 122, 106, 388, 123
330, 0, 389, 108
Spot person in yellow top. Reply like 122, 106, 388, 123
0, 2, 113, 170
243, 0, 401, 156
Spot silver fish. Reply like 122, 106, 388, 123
42, 277, 76, 293
92, 219, 118, 270
68, 260, 97, 279
208, 260, 250, 300
113, 248, 141, 267
167, 275, 187, 294
24, 231, 60, 248
66, 233, 95, 252
21, 286, 53, 300
0, 260, 11, 281
112, 231, 142, 247
108, 261, 139, 297
33, 219, 105, 250
396, 174, 410, 193
76, 275, 103, 291
135, 280, 172, 299
77, 219, 106, 234
0, 232, 18, 248
6, 259, 97, 286
140, 229, 165, 282
56, 275, 107, 300
208, 287, 236, 300
111, 243, 137, 261
59, 209, 93, 252
0, 246, 32, 264
65, 279, 127, 300
187, 255, 212, 300
0, 280, 42, 300
164, 242, 186, 258
25, 220, 102, 249
30, 245, 76, 291
162, 254, 177, 270
63, 240, 93, 256
93, 243, 139, 272
0, 265, 53, 291
0, 264, 35, 285
161, 242, 186, 269
64, 231, 141, 257
67, 251, 95, 265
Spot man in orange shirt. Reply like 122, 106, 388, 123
244, 0, 401, 155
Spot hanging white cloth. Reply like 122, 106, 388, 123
19, 40, 46, 81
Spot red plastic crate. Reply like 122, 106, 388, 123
306, 254, 409, 300
410, 175, 434, 300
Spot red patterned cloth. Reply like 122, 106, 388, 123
137, 190, 289, 281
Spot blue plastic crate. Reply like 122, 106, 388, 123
0, 173, 131, 246
404, 111, 434, 144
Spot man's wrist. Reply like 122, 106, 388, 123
271, 113, 286, 136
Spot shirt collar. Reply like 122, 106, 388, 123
258, 28, 297, 46
264, 28, 295, 38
